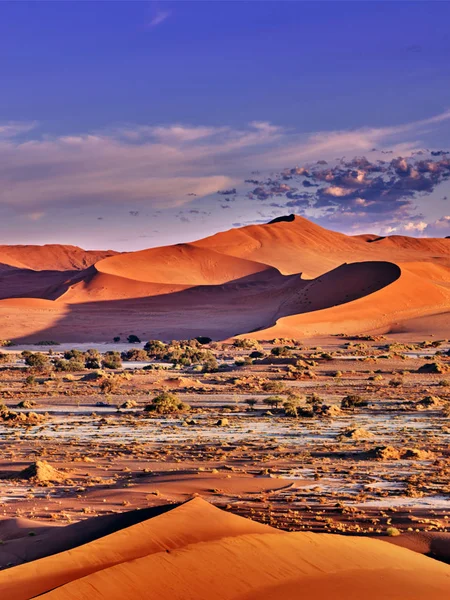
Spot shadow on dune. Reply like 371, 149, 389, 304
9, 261, 401, 343
0, 504, 178, 569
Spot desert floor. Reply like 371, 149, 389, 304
0, 333, 449, 575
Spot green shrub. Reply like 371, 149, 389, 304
143, 391, 190, 414
102, 351, 122, 369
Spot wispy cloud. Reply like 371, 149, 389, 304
146, 10, 171, 29
0, 111, 449, 239
0, 121, 37, 138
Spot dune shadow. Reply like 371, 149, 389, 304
9, 261, 401, 343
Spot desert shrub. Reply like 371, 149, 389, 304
283, 395, 303, 417
202, 357, 218, 372
249, 351, 265, 359
85, 357, 101, 369
389, 377, 403, 388
35, 340, 60, 346
0, 352, 10, 364
271, 346, 292, 357
113, 336, 121, 342
306, 393, 323, 407
262, 381, 285, 393
53, 359, 85, 372
232, 338, 259, 349
100, 375, 120, 394
438, 379, 450, 387
24, 352, 50, 368
102, 351, 122, 369
23, 375, 37, 388
341, 394, 368, 410
166, 342, 215, 367
63, 349, 85, 361
127, 334, 141, 343
121, 348, 149, 361
144, 340, 167, 358
143, 391, 190, 414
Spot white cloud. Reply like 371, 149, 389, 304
0, 110, 449, 218
403, 221, 428, 233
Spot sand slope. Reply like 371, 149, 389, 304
0, 245, 117, 272
0, 215, 449, 341
2, 499, 449, 600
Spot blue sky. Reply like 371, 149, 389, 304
1, 1, 450, 249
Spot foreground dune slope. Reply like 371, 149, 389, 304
0, 498, 277, 600
6, 499, 446, 600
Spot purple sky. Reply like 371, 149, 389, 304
1, 1, 450, 250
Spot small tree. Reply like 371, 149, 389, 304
265, 395, 283, 409
245, 398, 258, 410
127, 334, 141, 344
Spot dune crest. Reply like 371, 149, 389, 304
0, 215, 449, 341
2, 499, 449, 600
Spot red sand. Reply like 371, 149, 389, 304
0, 216, 449, 341
2, 499, 449, 600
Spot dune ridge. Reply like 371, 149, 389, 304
0, 215, 449, 341
2, 499, 449, 600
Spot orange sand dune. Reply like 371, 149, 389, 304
95, 243, 270, 285
56, 271, 191, 303
0, 245, 117, 272
0, 498, 276, 600
250, 263, 450, 339
3, 499, 449, 600
194, 214, 366, 277
0, 215, 449, 341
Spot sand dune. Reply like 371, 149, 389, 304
0, 215, 448, 341
0, 245, 117, 272
2, 499, 449, 600
252, 264, 450, 339
95, 243, 270, 285
0, 499, 275, 600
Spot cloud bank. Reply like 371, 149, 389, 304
0, 110, 449, 242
